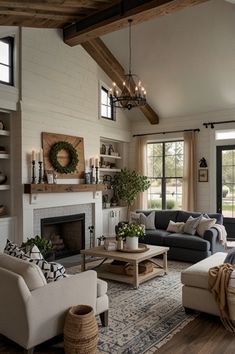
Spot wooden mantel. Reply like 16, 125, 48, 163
24, 184, 106, 194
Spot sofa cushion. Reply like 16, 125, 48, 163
97, 278, 108, 297
30, 259, 67, 283
0, 253, 46, 290
154, 210, 178, 229
4, 239, 30, 260
196, 217, 216, 237
163, 233, 210, 251
176, 211, 202, 223
181, 252, 227, 289
144, 229, 170, 246
167, 220, 185, 233
184, 215, 202, 235
139, 211, 155, 230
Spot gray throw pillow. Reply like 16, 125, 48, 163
139, 212, 155, 230
224, 248, 235, 265
184, 215, 203, 235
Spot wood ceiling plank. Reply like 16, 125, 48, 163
82, 38, 159, 124
0, 8, 81, 21
64, 0, 209, 46
0, 1, 100, 10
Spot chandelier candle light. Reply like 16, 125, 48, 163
110, 19, 147, 110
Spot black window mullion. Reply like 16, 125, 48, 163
162, 143, 166, 209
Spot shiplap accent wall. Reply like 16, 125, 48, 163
130, 108, 235, 213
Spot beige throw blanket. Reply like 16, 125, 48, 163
212, 224, 227, 246
208, 263, 235, 332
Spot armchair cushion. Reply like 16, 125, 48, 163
0, 253, 46, 291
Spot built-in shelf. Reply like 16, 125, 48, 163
0, 130, 10, 136
100, 154, 121, 160
24, 183, 106, 194
0, 153, 9, 159
99, 168, 121, 172
0, 185, 10, 190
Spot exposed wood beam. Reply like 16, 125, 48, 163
64, 0, 209, 46
82, 38, 159, 124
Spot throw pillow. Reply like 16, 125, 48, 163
167, 220, 185, 233
224, 248, 235, 265
196, 217, 216, 237
30, 259, 67, 283
129, 212, 141, 224
4, 239, 30, 260
184, 215, 203, 235
25, 244, 44, 260
139, 211, 155, 230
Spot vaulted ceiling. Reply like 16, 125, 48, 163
1, 1, 234, 125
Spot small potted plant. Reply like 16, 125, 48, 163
21, 235, 53, 260
118, 223, 145, 250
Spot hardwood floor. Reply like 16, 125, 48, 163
155, 313, 235, 354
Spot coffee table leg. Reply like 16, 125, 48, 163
163, 251, 168, 274
133, 261, 139, 289
81, 254, 86, 272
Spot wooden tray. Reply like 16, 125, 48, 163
118, 244, 149, 253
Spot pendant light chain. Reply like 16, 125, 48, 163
128, 19, 132, 75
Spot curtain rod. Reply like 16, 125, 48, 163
203, 120, 235, 129
132, 128, 200, 138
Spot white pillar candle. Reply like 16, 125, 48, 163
32, 150, 36, 161
90, 157, 95, 167
95, 158, 99, 167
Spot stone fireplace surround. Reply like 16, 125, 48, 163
21, 190, 103, 248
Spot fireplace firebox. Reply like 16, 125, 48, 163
41, 213, 85, 259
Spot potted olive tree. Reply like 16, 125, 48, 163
111, 168, 151, 215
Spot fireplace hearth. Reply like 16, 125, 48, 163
41, 213, 85, 259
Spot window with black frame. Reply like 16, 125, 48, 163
100, 85, 115, 121
0, 36, 14, 86
147, 141, 184, 210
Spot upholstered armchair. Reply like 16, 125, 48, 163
0, 253, 109, 354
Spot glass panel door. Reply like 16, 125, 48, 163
217, 145, 235, 239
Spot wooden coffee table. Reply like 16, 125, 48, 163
80, 244, 169, 289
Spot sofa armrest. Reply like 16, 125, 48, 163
204, 229, 225, 254
26, 270, 98, 348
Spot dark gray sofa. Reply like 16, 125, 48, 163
136, 210, 225, 263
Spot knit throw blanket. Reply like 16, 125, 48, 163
208, 263, 235, 333
212, 224, 227, 246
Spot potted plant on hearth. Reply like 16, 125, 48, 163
117, 223, 145, 250
21, 235, 53, 260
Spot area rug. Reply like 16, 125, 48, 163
0, 260, 195, 354
95, 260, 195, 354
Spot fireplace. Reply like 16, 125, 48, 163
41, 213, 85, 259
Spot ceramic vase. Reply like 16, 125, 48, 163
126, 236, 138, 250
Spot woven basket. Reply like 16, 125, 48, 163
64, 305, 98, 354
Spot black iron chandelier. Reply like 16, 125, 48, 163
109, 19, 147, 110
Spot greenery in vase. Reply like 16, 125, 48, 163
111, 168, 151, 212
21, 235, 52, 256
118, 223, 145, 239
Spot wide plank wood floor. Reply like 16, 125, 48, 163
155, 313, 235, 354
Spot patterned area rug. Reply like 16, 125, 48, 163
0, 260, 195, 354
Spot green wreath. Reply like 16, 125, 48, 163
49, 141, 79, 174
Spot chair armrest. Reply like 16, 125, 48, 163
26, 270, 98, 348
204, 228, 225, 254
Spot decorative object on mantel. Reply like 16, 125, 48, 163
31, 149, 36, 184
199, 157, 208, 168
109, 19, 147, 110
0, 172, 7, 185
38, 148, 43, 183
42, 132, 85, 179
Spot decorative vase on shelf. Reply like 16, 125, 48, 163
126, 236, 139, 250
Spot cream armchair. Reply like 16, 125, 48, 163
0, 253, 109, 354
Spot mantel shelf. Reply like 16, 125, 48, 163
24, 183, 106, 194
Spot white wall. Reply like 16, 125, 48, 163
129, 108, 235, 213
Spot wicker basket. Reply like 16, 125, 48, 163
64, 305, 98, 354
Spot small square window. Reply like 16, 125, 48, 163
100, 85, 115, 121
0, 37, 14, 86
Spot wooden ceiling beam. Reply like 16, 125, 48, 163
64, 0, 209, 46
82, 38, 159, 124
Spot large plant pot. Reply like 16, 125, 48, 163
126, 236, 139, 250
64, 305, 98, 354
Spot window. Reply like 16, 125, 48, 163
147, 141, 184, 210
216, 130, 235, 141
0, 36, 14, 86
100, 85, 115, 120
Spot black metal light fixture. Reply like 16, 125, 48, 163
109, 19, 147, 110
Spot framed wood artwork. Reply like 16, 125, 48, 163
198, 168, 208, 182
42, 132, 85, 179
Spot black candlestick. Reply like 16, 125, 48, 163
95, 166, 99, 184
32, 160, 36, 184
38, 161, 43, 184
